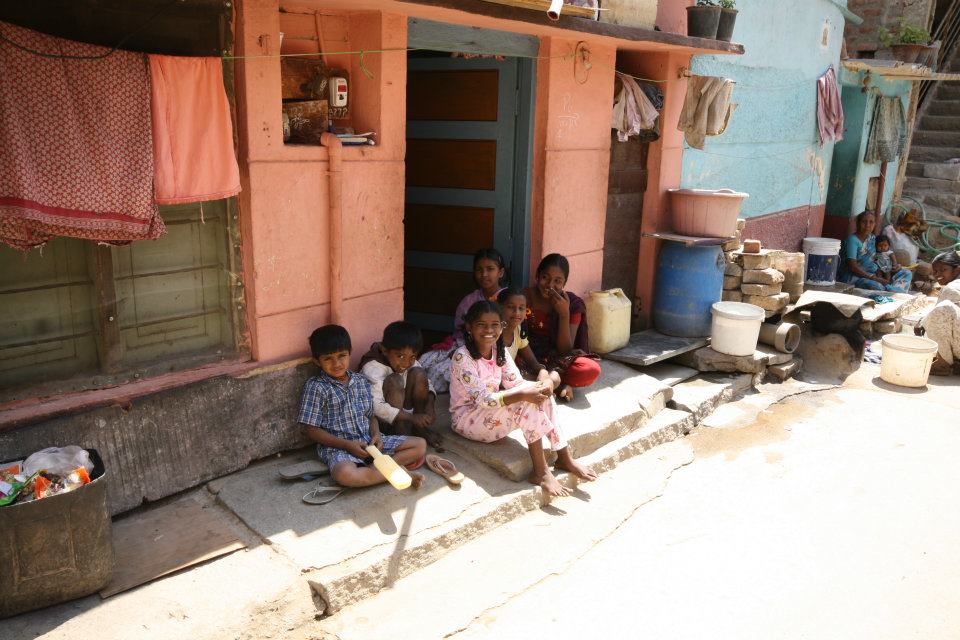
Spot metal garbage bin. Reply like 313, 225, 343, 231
0, 449, 112, 618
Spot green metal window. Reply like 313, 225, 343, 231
0, 200, 240, 395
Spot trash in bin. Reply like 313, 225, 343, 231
1, 446, 94, 507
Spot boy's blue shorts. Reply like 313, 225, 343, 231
318, 435, 409, 470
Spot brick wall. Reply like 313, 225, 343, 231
845, 0, 935, 57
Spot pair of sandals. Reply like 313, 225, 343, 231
281, 454, 465, 505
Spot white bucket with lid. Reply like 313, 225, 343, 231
710, 302, 765, 356
802, 237, 843, 286
879, 334, 939, 387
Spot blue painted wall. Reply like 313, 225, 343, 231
825, 68, 911, 222
681, 0, 848, 219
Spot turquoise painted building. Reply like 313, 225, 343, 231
681, 0, 856, 250
823, 66, 912, 239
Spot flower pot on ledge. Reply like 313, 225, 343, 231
717, 8, 738, 42
889, 42, 937, 65
686, 5, 721, 39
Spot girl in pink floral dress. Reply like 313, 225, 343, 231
450, 300, 597, 497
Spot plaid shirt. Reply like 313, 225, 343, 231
297, 370, 374, 442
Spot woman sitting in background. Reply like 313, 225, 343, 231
916, 250, 960, 376
840, 210, 912, 293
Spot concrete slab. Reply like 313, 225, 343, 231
669, 377, 736, 422
439, 360, 672, 482
605, 330, 709, 367
640, 362, 699, 386
805, 281, 854, 294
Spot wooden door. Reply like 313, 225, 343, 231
404, 54, 525, 334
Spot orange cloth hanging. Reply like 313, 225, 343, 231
149, 55, 241, 205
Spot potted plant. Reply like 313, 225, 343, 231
717, 0, 738, 42
687, 0, 721, 39
879, 19, 937, 64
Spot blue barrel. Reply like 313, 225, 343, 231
653, 242, 725, 337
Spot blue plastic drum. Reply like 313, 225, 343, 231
653, 242, 725, 337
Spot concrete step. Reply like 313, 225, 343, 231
667, 373, 754, 424
937, 83, 960, 100
926, 100, 960, 117
909, 144, 960, 162
903, 176, 960, 195
315, 438, 696, 640
914, 190, 960, 212
913, 130, 960, 147
905, 161, 926, 177
918, 115, 960, 131
439, 360, 674, 483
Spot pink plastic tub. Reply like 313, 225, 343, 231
668, 188, 749, 238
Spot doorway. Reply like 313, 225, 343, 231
403, 20, 536, 338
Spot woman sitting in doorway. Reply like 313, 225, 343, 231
522, 253, 600, 401
839, 210, 912, 293
915, 250, 960, 376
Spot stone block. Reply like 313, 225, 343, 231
723, 275, 742, 290
742, 239, 762, 253
741, 282, 783, 296
755, 344, 794, 365
772, 252, 806, 287
859, 321, 874, 339
736, 250, 774, 270
674, 346, 767, 374
736, 218, 746, 231
722, 236, 742, 252
724, 261, 743, 277
924, 163, 960, 181
874, 319, 901, 335
743, 268, 785, 285
784, 283, 804, 303
722, 290, 743, 302
767, 358, 802, 382
743, 292, 790, 312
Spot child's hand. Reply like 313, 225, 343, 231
346, 440, 371, 459
411, 413, 434, 429
369, 432, 384, 450
522, 387, 550, 405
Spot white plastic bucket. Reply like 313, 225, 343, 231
879, 334, 939, 388
710, 302, 765, 356
802, 237, 842, 286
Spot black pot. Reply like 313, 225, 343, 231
686, 5, 721, 39
717, 8, 738, 42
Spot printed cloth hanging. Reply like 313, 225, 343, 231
0, 21, 164, 250
677, 75, 736, 150
864, 96, 907, 164
611, 75, 659, 142
149, 55, 241, 204
816, 66, 844, 146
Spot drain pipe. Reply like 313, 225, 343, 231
321, 132, 344, 325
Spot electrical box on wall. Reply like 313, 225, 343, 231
329, 76, 348, 107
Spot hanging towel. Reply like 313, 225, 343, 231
864, 96, 907, 164
816, 66, 844, 146
149, 55, 242, 205
640, 82, 664, 110
0, 21, 163, 250
611, 75, 659, 142
677, 75, 736, 150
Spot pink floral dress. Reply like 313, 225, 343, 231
449, 346, 566, 449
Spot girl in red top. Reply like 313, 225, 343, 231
523, 254, 601, 400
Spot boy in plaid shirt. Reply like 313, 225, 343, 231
298, 325, 426, 488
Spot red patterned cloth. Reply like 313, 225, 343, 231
0, 21, 164, 250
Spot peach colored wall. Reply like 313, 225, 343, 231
532, 37, 616, 297
656, 0, 694, 34
617, 50, 693, 328
235, 0, 406, 364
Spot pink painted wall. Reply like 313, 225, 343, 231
617, 50, 693, 328
532, 37, 616, 297
235, 0, 406, 364
656, 0, 694, 34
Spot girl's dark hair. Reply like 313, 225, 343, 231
536, 253, 570, 280
463, 300, 506, 366
933, 250, 960, 270
473, 248, 506, 270
497, 287, 529, 340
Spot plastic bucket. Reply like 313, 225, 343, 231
653, 243, 725, 337
879, 334, 939, 387
668, 188, 749, 238
802, 237, 842, 286
710, 302, 765, 356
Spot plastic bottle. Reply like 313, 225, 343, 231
365, 446, 412, 490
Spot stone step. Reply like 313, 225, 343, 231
316, 438, 696, 640
905, 161, 926, 177
903, 176, 960, 195
917, 115, 960, 131
667, 373, 754, 423
438, 360, 673, 483
937, 83, 960, 100
302, 405, 697, 615
909, 144, 960, 162
913, 130, 960, 147
926, 100, 960, 117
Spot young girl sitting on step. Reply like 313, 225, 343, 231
449, 300, 597, 497
498, 287, 564, 392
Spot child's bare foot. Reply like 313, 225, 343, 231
410, 472, 425, 490
530, 470, 570, 497
555, 457, 597, 482
556, 384, 574, 402
423, 430, 445, 452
